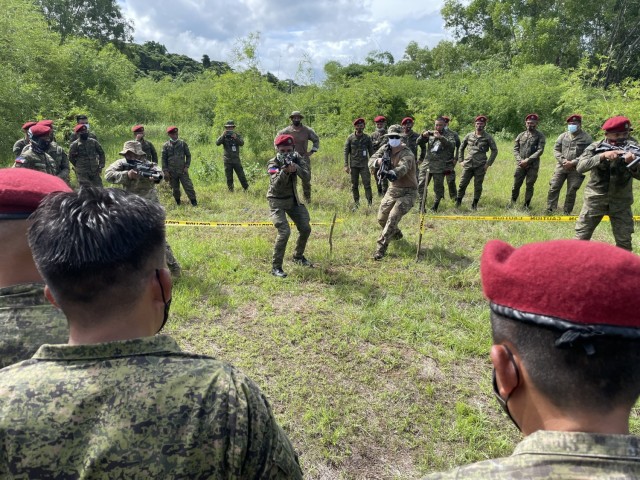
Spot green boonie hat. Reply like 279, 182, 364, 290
385, 124, 403, 136
224, 120, 235, 127
119, 140, 146, 157
289, 111, 304, 119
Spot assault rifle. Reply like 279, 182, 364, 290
123, 160, 163, 182
594, 142, 640, 169
376, 145, 396, 184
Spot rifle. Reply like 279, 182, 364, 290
594, 142, 640, 169
123, 160, 164, 182
376, 145, 393, 185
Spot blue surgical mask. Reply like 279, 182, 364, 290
568, 124, 578, 134
388, 138, 402, 148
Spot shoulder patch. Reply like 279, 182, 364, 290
15, 157, 26, 164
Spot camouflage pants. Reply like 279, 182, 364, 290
546, 167, 585, 214
169, 169, 197, 203
165, 244, 181, 274
575, 204, 634, 251
269, 199, 311, 269
224, 162, 248, 191
457, 165, 486, 201
350, 166, 372, 204
376, 188, 416, 253
444, 162, 457, 200
418, 165, 444, 205
511, 165, 539, 203
76, 169, 103, 188
302, 160, 312, 202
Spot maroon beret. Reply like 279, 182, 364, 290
0, 168, 71, 219
30, 124, 52, 137
274, 134, 294, 147
73, 124, 87, 133
132, 124, 144, 133
353, 117, 365, 126
475, 115, 488, 123
401, 117, 414, 126
166, 126, 178, 134
374, 115, 386, 123
37, 120, 54, 127
602, 116, 631, 133
442, 116, 451, 123
566, 114, 582, 123
22, 121, 37, 130
481, 239, 640, 330
525, 113, 539, 122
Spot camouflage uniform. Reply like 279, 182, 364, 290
456, 131, 498, 204
267, 152, 312, 270
574, 140, 640, 250
12, 138, 27, 158
216, 132, 249, 191
511, 130, 546, 205
0, 335, 303, 479
403, 129, 424, 169
422, 430, 640, 479
162, 138, 197, 205
0, 282, 67, 369
13, 145, 58, 175
47, 141, 70, 184
444, 128, 461, 200
371, 127, 389, 195
344, 132, 374, 206
546, 129, 593, 214
417, 131, 455, 209
69, 137, 106, 187
368, 145, 417, 257
276, 125, 319, 202
138, 138, 158, 164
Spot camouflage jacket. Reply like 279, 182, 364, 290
514, 130, 546, 166
576, 139, 640, 212
344, 132, 374, 168
12, 138, 27, 158
267, 152, 310, 206
104, 158, 161, 202
139, 138, 158, 164
69, 131, 97, 144
370, 128, 388, 152
445, 128, 461, 162
554, 130, 593, 166
0, 335, 303, 479
423, 430, 640, 479
0, 282, 67, 369
416, 131, 455, 173
402, 130, 424, 161
459, 131, 498, 168
277, 125, 320, 156
216, 132, 245, 164
14, 145, 58, 175
162, 139, 191, 171
369, 145, 417, 192
69, 137, 106, 172
47, 141, 70, 181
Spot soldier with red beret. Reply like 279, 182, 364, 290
546, 115, 593, 215
267, 134, 313, 278
68, 114, 98, 144
162, 126, 197, 206
371, 115, 389, 196
132, 125, 158, 164
14, 124, 58, 176
69, 123, 106, 187
442, 116, 461, 201
400, 117, 423, 167
574, 116, 640, 250
424, 239, 640, 478
509, 114, 546, 210
12, 121, 37, 158
344, 118, 374, 209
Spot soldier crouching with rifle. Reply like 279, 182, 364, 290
368, 124, 417, 260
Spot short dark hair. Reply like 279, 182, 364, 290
28, 188, 166, 309
435, 117, 447, 123
491, 311, 640, 413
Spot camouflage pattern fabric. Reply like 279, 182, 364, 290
13, 145, 58, 175
0, 336, 303, 479
12, 138, 27, 158
276, 125, 319, 202
69, 131, 97, 144
0, 282, 67, 369
511, 130, 546, 203
69, 137, 105, 187
344, 133, 375, 204
138, 138, 158, 164
575, 140, 640, 250
422, 430, 640, 479
402, 130, 423, 166
216, 133, 248, 190
457, 131, 498, 202
162, 139, 197, 203
47, 141, 70, 183
417, 131, 455, 203
370, 129, 389, 195
445, 129, 461, 199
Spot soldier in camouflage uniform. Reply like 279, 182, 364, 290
0, 187, 303, 478
13, 124, 58, 175
216, 120, 249, 192
546, 114, 593, 214
575, 116, 640, 251
267, 134, 313, 278
416, 117, 455, 212
162, 126, 198, 206
105, 141, 182, 277
509, 114, 546, 209
424, 239, 640, 479
12, 121, 36, 158
442, 116, 461, 200
344, 117, 374, 208
370, 115, 389, 196
68, 113, 98, 143
69, 123, 106, 187
36, 120, 70, 184
455, 116, 498, 210
0, 169, 71, 369
132, 124, 158, 164
401, 117, 424, 170
277, 111, 319, 203
368, 125, 417, 260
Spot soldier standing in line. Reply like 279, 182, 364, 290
455, 116, 498, 210
0, 168, 71, 369
575, 116, 640, 251
509, 113, 546, 209
132, 124, 158, 164
267, 135, 313, 278
277, 111, 319, 203
546, 115, 593, 215
12, 121, 37, 158
368, 124, 417, 260
13, 124, 58, 175
215, 120, 249, 192
69, 124, 105, 187
68, 114, 97, 143
162, 126, 197, 206
442, 116, 461, 200
417, 117, 455, 212
344, 117, 374, 209
400, 117, 423, 166
37, 120, 70, 184
370, 115, 389, 196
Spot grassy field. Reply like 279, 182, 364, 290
23, 128, 640, 479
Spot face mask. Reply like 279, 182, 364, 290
277, 152, 295, 164
608, 136, 628, 146
170, 137, 178, 143
567, 124, 578, 134
79, 133, 89, 140
31, 138, 50, 153
155, 269, 171, 333
388, 138, 402, 148
292, 120, 301, 127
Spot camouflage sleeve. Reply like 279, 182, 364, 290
554, 133, 565, 164
184, 142, 191, 167
308, 127, 320, 152
57, 148, 70, 179
366, 136, 374, 156
488, 135, 498, 166
69, 142, 78, 166
95, 141, 106, 169
392, 148, 415, 179
459, 135, 469, 163
368, 145, 386, 171
513, 133, 523, 161
215, 135, 225, 146
149, 143, 158, 164
576, 143, 602, 174
236, 134, 245, 147
529, 133, 546, 160
12, 140, 24, 158
343, 136, 351, 167
294, 154, 311, 182
161, 144, 168, 170
104, 159, 130, 185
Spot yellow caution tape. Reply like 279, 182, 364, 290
166, 219, 344, 227
422, 215, 640, 222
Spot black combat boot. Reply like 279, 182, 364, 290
471, 199, 478, 210
455, 197, 462, 208
191, 199, 198, 206
174, 197, 181, 205
523, 200, 531, 210
429, 199, 440, 213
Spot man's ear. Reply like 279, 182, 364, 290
491, 344, 520, 398
44, 285, 60, 309
154, 268, 172, 303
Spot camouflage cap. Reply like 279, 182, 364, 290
384, 124, 403, 136
289, 111, 304, 119
119, 141, 146, 157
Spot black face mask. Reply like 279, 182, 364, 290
292, 120, 301, 127
492, 346, 521, 431
79, 132, 89, 140
155, 269, 171, 333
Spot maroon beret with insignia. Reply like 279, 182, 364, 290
353, 118, 365, 126
132, 124, 144, 133
274, 134, 295, 147
401, 117, 414, 126
525, 113, 539, 122
0, 168, 71, 219
37, 120, 54, 127
566, 114, 582, 123
22, 121, 37, 130
374, 115, 386, 123
73, 124, 87, 133
30, 124, 52, 137
166, 126, 178, 134
602, 116, 631, 133
475, 115, 488, 123
442, 116, 451, 123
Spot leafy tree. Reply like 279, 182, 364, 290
202, 54, 211, 69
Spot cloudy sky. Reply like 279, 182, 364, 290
117, 0, 450, 82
